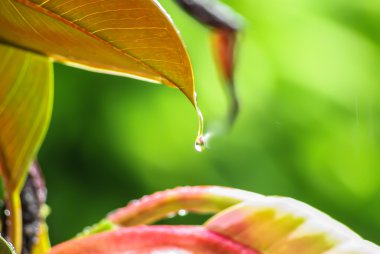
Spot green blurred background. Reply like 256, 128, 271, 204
38, 0, 380, 245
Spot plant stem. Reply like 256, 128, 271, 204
6, 189, 22, 254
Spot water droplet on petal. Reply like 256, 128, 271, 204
177, 209, 188, 217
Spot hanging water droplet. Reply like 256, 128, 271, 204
194, 93, 206, 152
177, 209, 188, 217
195, 135, 205, 152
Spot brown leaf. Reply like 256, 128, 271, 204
0, 0, 195, 103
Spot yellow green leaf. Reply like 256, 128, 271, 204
0, 0, 195, 103
0, 43, 53, 192
0, 43, 53, 253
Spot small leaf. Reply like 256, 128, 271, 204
0, 0, 195, 103
0, 235, 16, 254
48, 226, 259, 254
205, 197, 380, 254
212, 28, 240, 126
0, 44, 53, 192
175, 0, 242, 127
107, 186, 262, 226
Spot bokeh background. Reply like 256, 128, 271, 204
38, 0, 380, 245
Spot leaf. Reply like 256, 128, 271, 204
0, 44, 53, 192
48, 226, 258, 254
175, 0, 242, 126
205, 197, 380, 254
0, 43, 53, 253
0, 235, 16, 254
212, 28, 240, 126
0, 0, 195, 103
107, 186, 263, 226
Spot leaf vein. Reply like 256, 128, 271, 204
91, 27, 166, 34
72, 8, 153, 23
86, 16, 148, 30
141, 59, 182, 65
60, 0, 107, 16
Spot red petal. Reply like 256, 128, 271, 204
48, 226, 259, 254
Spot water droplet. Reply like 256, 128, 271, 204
4, 209, 10, 216
177, 209, 188, 217
194, 93, 206, 152
81, 226, 91, 236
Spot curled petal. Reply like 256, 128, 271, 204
108, 185, 262, 226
